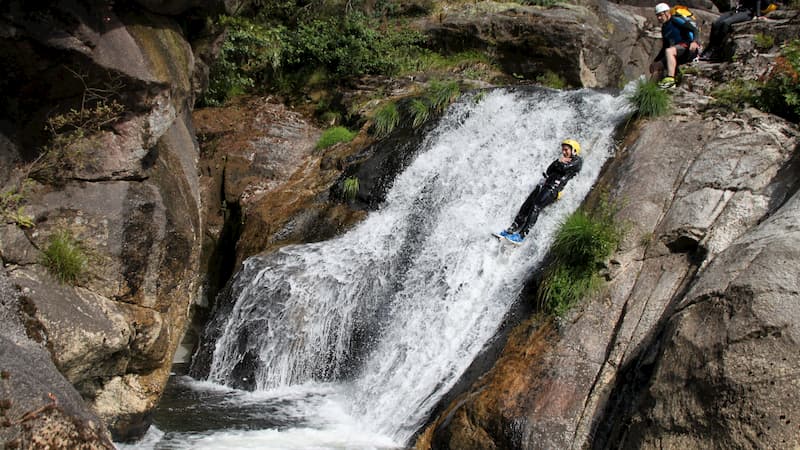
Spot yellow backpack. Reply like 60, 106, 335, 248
670, 5, 699, 31
762, 3, 778, 14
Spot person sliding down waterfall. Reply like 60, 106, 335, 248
495, 139, 583, 244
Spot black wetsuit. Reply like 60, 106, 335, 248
704, 0, 762, 58
507, 155, 583, 237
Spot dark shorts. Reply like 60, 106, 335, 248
674, 44, 697, 64
655, 44, 697, 65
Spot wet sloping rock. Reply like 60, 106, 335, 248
418, 80, 799, 449
598, 173, 800, 449
1, 1, 204, 441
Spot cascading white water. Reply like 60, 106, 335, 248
142, 87, 632, 449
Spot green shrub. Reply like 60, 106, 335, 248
41, 231, 86, 284
538, 199, 623, 316
757, 40, 800, 122
711, 79, 760, 111
629, 78, 671, 117
316, 126, 356, 149
201, 16, 287, 106
343, 176, 360, 201
373, 102, 400, 136
201, 11, 428, 105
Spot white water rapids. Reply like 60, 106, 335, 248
122, 87, 633, 449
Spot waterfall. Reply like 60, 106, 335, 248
197, 87, 632, 446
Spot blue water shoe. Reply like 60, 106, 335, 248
506, 233, 523, 244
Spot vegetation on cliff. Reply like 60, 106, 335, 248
538, 197, 623, 316
199, 0, 504, 131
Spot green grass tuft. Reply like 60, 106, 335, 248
426, 81, 460, 113
538, 198, 623, 316
316, 126, 356, 149
551, 209, 620, 266
629, 78, 671, 117
408, 99, 430, 128
343, 176, 360, 201
41, 231, 86, 284
373, 102, 400, 137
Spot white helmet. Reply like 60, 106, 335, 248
655, 3, 670, 14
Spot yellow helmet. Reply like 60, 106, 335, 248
561, 139, 581, 155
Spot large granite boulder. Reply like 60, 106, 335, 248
419, 1, 659, 88
0, 270, 115, 449
0, 0, 203, 441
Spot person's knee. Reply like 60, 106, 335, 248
666, 47, 677, 57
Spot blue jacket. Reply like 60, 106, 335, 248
662, 16, 698, 48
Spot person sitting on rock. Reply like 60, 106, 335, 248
650, 2, 701, 89
700, 0, 772, 61
495, 140, 583, 244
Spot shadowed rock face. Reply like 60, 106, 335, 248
0, 0, 205, 441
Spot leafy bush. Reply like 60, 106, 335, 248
41, 231, 86, 284
373, 102, 400, 136
201, 16, 287, 106
629, 78, 671, 117
316, 126, 356, 149
201, 11, 428, 105
538, 199, 623, 316
758, 40, 800, 122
